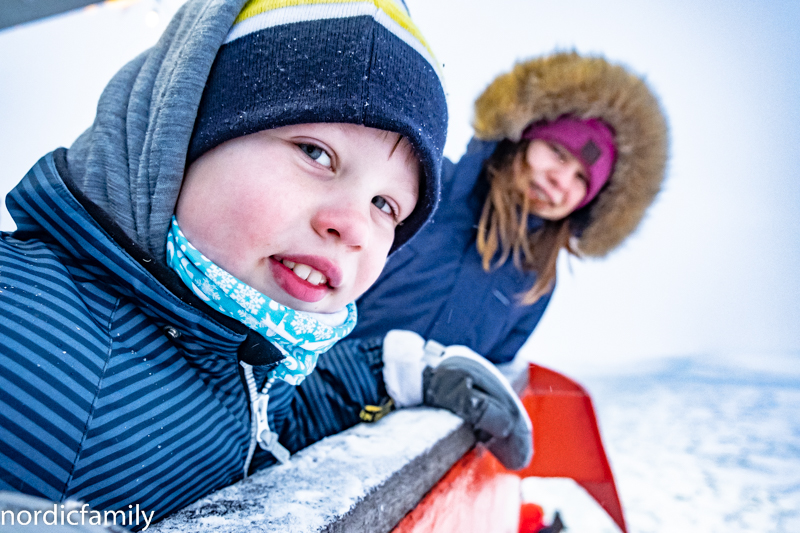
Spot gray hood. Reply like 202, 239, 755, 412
67, 0, 248, 263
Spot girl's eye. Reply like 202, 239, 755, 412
372, 196, 396, 218
549, 143, 567, 162
298, 143, 332, 168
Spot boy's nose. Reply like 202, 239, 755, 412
312, 202, 370, 249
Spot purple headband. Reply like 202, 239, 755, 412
522, 117, 616, 210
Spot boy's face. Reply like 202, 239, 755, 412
176, 123, 420, 313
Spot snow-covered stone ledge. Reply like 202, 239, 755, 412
150, 409, 474, 533
151, 360, 527, 533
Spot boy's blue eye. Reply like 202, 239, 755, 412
372, 196, 395, 217
298, 143, 332, 168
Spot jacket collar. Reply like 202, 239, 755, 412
7, 149, 283, 367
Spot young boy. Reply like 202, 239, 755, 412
0, 0, 446, 524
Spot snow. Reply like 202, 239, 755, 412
150, 354, 800, 533
522, 356, 800, 533
150, 408, 464, 532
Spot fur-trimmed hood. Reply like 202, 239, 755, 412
473, 52, 669, 257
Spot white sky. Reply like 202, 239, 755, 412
1, 0, 798, 376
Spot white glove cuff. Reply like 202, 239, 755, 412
382, 330, 426, 408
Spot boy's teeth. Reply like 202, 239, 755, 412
281, 259, 328, 285
292, 263, 312, 280
307, 271, 324, 286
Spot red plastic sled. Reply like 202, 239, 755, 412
393, 363, 627, 533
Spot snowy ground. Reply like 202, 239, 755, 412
522, 356, 800, 533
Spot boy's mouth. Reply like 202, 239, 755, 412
279, 259, 328, 286
269, 255, 342, 304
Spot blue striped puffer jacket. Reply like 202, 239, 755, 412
0, 150, 377, 526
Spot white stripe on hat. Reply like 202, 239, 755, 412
224, 2, 444, 84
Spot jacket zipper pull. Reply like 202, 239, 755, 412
241, 362, 291, 478
254, 390, 290, 464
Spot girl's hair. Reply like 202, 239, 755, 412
476, 139, 576, 304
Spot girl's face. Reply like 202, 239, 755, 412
175, 123, 420, 313
516, 139, 588, 220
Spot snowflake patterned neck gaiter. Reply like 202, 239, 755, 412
166, 217, 357, 385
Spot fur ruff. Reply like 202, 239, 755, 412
473, 52, 669, 257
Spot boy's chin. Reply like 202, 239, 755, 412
270, 292, 345, 315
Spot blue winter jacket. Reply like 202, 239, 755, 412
352, 140, 553, 364
0, 150, 292, 523
0, 0, 445, 523
0, 150, 395, 527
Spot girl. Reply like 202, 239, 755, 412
290, 51, 669, 472
355, 51, 669, 360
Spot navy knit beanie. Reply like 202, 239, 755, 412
188, 0, 448, 252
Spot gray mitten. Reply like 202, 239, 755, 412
381, 331, 533, 471
422, 342, 533, 471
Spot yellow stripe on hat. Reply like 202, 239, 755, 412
235, 0, 407, 23
228, 0, 443, 82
